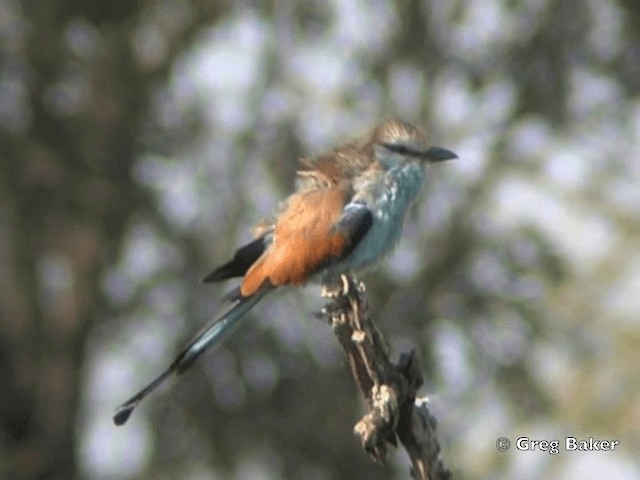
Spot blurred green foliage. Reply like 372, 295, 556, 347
1, 1, 638, 479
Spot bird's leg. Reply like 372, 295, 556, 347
320, 278, 343, 299
340, 274, 350, 295
320, 273, 357, 298
318, 274, 357, 321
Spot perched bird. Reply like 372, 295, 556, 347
113, 119, 456, 425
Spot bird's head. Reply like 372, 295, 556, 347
372, 119, 457, 169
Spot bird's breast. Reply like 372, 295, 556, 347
327, 162, 426, 276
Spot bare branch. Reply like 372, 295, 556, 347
321, 276, 451, 480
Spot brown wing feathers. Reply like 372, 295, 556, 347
204, 142, 375, 297
240, 186, 351, 296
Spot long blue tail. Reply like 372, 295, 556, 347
113, 290, 269, 425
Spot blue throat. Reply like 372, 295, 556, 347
323, 161, 425, 279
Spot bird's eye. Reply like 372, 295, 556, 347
383, 143, 411, 155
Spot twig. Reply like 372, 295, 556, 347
321, 275, 451, 480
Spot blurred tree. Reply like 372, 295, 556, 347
1, 1, 639, 479
0, 1, 223, 479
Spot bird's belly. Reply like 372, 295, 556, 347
319, 209, 404, 283
345, 211, 403, 270
318, 162, 424, 283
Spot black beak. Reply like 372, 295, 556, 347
423, 146, 458, 162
